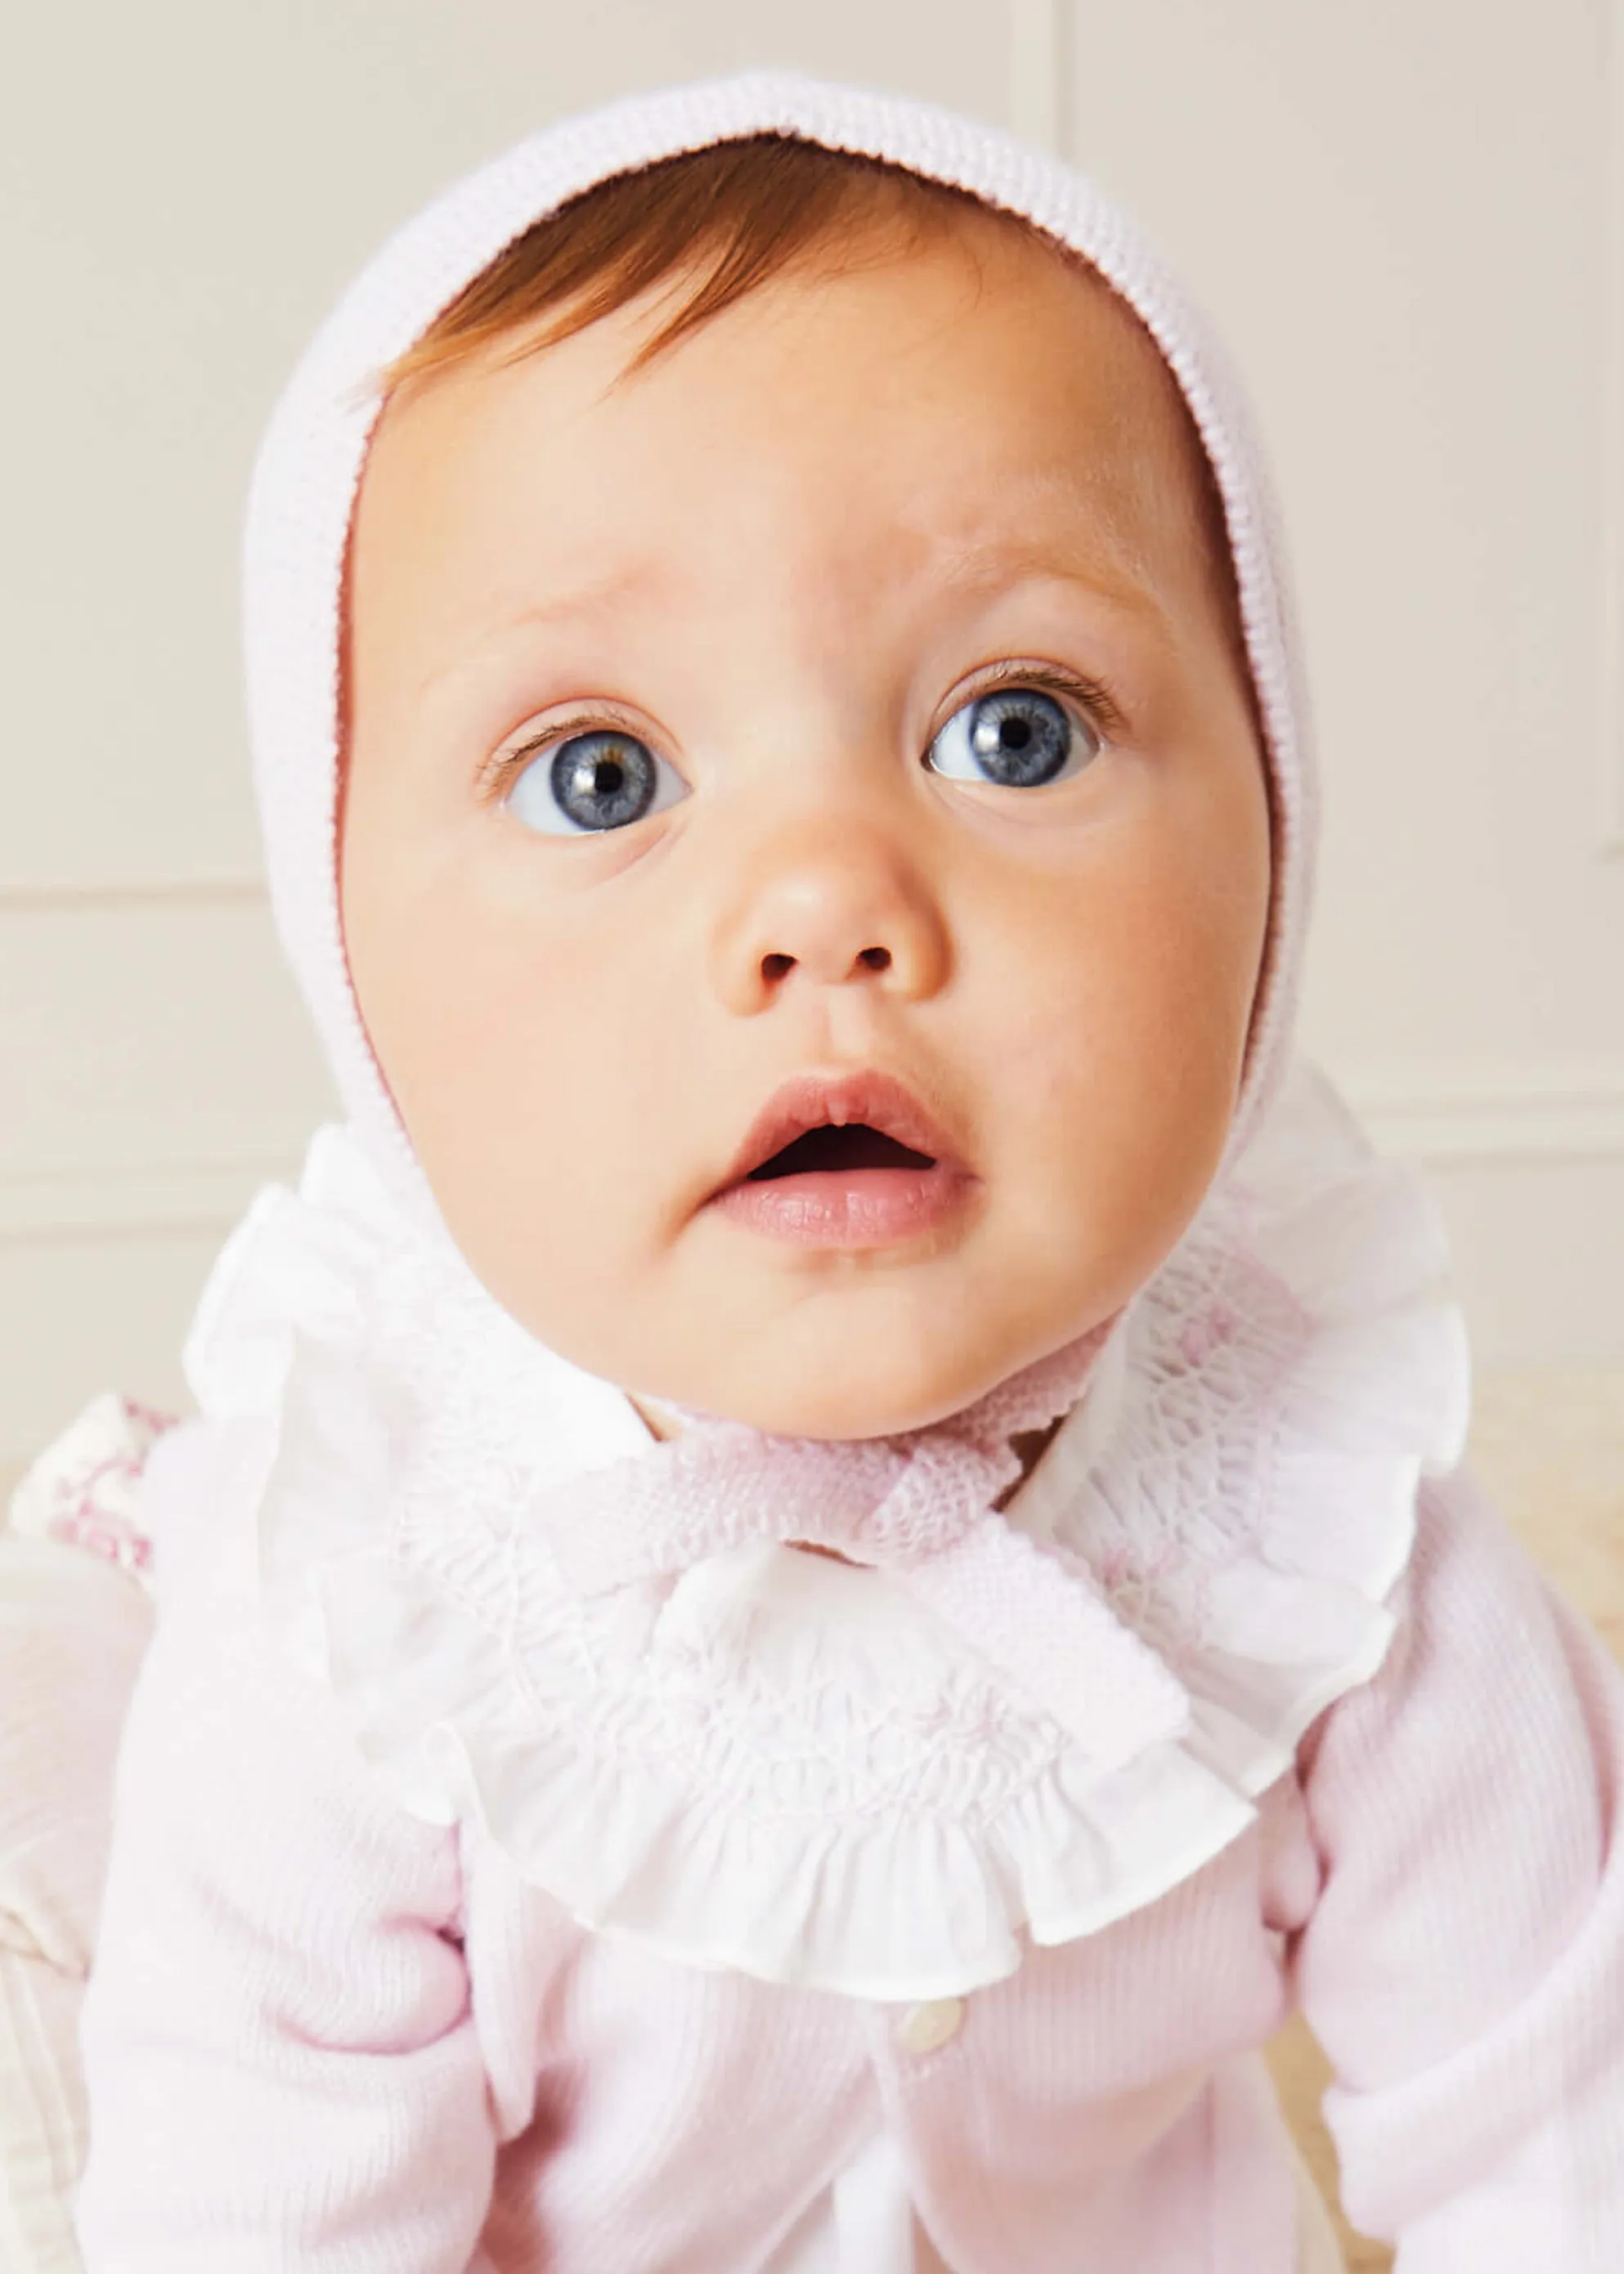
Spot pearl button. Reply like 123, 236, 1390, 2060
893, 1997, 966, 2055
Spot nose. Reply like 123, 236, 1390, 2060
709, 816, 951, 1016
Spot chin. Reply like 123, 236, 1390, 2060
678, 1339, 1022, 1443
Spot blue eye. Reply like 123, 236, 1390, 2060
505, 729, 687, 836
926, 686, 1100, 789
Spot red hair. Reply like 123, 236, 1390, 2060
384, 134, 1030, 393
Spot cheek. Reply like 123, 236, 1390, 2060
342, 815, 677, 1259
970, 786, 1267, 1223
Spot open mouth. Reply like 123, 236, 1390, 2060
710, 1073, 974, 1250
746, 1124, 937, 1180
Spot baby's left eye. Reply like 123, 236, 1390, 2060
926, 687, 1101, 789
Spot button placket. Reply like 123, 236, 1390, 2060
892, 1997, 966, 2056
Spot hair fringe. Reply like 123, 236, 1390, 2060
383, 135, 996, 395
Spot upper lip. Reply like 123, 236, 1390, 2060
711, 1070, 967, 1193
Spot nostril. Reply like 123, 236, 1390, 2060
756, 944, 892, 988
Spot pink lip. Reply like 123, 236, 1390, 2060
707, 1072, 977, 1252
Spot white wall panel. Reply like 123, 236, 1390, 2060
1426, 1155, 1624, 1369
1604, 0, 1624, 851
0, 890, 334, 1455
0, 1231, 227, 1467
0, 894, 332, 1207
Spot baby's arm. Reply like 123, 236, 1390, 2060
1292, 1467, 1624, 2269
74, 1553, 497, 2272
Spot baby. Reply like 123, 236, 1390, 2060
58, 71, 1624, 2274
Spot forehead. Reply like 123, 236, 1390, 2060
352, 211, 1227, 661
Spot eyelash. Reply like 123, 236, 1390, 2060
959, 661, 1125, 745
476, 662, 1125, 803
476, 708, 644, 805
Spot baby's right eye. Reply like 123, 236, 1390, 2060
505, 729, 688, 836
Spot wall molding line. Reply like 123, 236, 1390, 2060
0, 875, 267, 914
1343, 1068, 1624, 1165
1602, 0, 1624, 853
0, 1158, 298, 1243
1008, 0, 1070, 157
2, 1070, 1622, 1244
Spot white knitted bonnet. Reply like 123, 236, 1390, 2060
241, 70, 1316, 1224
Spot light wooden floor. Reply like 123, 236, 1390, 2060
1264, 1364, 1624, 2269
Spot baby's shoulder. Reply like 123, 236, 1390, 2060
1303, 1457, 1614, 1782
34, 1402, 442, 1866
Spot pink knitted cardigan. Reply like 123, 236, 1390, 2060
70, 71, 1624, 2272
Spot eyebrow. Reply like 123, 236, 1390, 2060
411, 485, 1177, 705
926, 532, 1172, 629
409, 562, 675, 702
906, 460, 1181, 621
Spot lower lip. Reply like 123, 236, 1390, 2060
710, 1164, 976, 1249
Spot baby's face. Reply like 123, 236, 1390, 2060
342, 213, 1270, 1438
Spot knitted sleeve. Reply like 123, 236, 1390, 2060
1291, 1466, 1624, 2271
73, 1575, 498, 2273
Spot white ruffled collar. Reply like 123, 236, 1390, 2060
181, 1057, 1469, 1999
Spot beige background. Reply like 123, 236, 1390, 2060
2, 0, 1622, 1461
